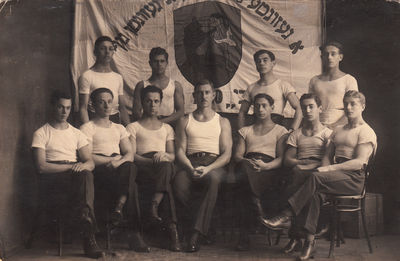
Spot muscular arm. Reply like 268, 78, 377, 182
79, 93, 90, 124
175, 116, 194, 172
201, 117, 232, 174
160, 81, 185, 124
132, 81, 144, 122
321, 142, 335, 167
238, 101, 250, 130
233, 135, 246, 163
287, 92, 302, 130
118, 94, 130, 126
318, 143, 373, 172
73, 145, 95, 172
33, 148, 72, 174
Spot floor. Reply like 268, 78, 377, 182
6, 230, 400, 261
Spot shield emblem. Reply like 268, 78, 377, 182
174, 2, 242, 88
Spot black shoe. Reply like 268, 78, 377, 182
259, 214, 291, 230
83, 234, 104, 259
169, 224, 182, 252
186, 232, 200, 252
297, 240, 315, 260
282, 238, 302, 254
128, 231, 150, 252
235, 233, 250, 251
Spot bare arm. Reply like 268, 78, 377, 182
328, 115, 347, 130
132, 81, 144, 122
318, 143, 373, 172
233, 135, 247, 163
238, 101, 250, 130
73, 145, 95, 172
110, 137, 133, 168
175, 116, 194, 172
287, 92, 302, 130
160, 81, 185, 124
33, 148, 72, 174
198, 117, 232, 176
321, 141, 335, 167
118, 95, 130, 126
254, 134, 286, 171
79, 93, 90, 124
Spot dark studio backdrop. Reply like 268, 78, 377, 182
0, 0, 399, 256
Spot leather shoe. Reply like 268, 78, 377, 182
259, 214, 291, 230
83, 234, 105, 259
128, 231, 150, 252
235, 233, 250, 251
282, 238, 302, 254
168, 224, 182, 252
297, 240, 315, 260
186, 232, 200, 252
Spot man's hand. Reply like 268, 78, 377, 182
193, 166, 211, 178
107, 155, 123, 169
71, 162, 89, 173
153, 152, 171, 163
317, 165, 331, 172
251, 159, 270, 172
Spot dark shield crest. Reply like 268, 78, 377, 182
174, 2, 242, 89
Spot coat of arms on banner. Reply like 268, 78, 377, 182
174, 2, 242, 90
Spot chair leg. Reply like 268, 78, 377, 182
361, 200, 373, 253
106, 221, 111, 250
336, 213, 341, 248
274, 230, 281, 245
57, 218, 63, 257
328, 204, 337, 258
266, 228, 272, 246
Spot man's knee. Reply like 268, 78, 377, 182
207, 168, 224, 186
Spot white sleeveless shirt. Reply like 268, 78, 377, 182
143, 79, 175, 117
186, 112, 221, 155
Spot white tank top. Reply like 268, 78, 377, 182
186, 112, 221, 155
143, 79, 175, 117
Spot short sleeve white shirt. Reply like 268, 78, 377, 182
80, 121, 129, 156
32, 123, 88, 162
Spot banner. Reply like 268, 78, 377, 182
71, 0, 322, 116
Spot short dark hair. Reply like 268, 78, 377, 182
94, 36, 116, 54
90, 88, 114, 103
194, 79, 215, 91
50, 89, 72, 105
320, 41, 344, 54
254, 93, 274, 106
149, 47, 168, 62
300, 93, 322, 107
253, 49, 275, 62
141, 85, 163, 102
344, 90, 366, 106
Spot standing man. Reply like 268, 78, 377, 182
174, 79, 232, 252
78, 36, 130, 125
260, 91, 376, 261
132, 47, 184, 125
126, 85, 182, 252
80, 88, 149, 252
309, 41, 358, 129
238, 49, 302, 130
32, 90, 104, 259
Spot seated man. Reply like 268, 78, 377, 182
174, 79, 232, 252
32, 90, 104, 259
260, 91, 377, 261
132, 47, 184, 126
80, 88, 149, 252
126, 85, 181, 252
234, 93, 288, 251
238, 49, 302, 130
281, 93, 332, 254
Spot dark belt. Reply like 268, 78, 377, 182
188, 152, 218, 158
245, 152, 274, 163
335, 157, 350, 164
48, 160, 77, 164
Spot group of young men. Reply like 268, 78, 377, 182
31, 37, 377, 260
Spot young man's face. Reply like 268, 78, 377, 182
193, 84, 215, 108
95, 41, 115, 63
149, 54, 168, 75
142, 91, 161, 117
321, 45, 343, 69
93, 92, 113, 118
54, 98, 71, 123
255, 53, 275, 74
301, 98, 321, 122
343, 96, 365, 120
254, 97, 273, 120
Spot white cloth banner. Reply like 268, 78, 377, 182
71, 0, 322, 115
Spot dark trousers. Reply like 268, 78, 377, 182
136, 161, 177, 223
173, 155, 225, 235
94, 162, 140, 230
287, 168, 364, 234
39, 170, 96, 230
236, 153, 279, 230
